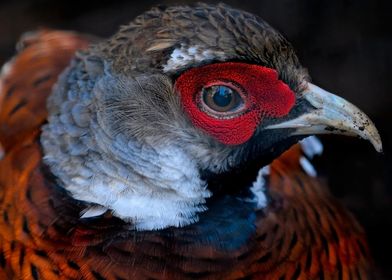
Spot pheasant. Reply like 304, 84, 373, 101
0, 3, 382, 279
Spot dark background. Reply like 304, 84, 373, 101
1, 0, 391, 278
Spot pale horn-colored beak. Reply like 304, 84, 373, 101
266, 83, 383, 152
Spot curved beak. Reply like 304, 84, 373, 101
266, 83, 383, 152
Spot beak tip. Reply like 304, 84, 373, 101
372, 138, 383, 153
360, 121, 383, 153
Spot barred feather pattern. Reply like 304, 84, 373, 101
0, 30, 372, 279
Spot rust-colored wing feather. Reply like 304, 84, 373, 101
0, 30, 90, 156
251, 147, 372, 279
0, 31, 372, 279
0, 30, 90, 279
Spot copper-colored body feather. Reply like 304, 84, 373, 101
0, 30, 372, 279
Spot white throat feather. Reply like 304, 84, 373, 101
41, 58, 212, 230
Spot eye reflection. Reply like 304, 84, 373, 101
202, 85, 243, 113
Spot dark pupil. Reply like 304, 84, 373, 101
212, 86, 232, 107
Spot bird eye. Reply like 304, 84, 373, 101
201, 84, 245, 116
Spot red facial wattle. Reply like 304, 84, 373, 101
175, 62, 296, 145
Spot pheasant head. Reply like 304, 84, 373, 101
40, 3, 381, 230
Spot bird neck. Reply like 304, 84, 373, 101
41, 59, 212, 231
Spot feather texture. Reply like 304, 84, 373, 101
0, 29, 372, 280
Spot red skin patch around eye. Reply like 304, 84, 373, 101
175, 62, 296, 145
